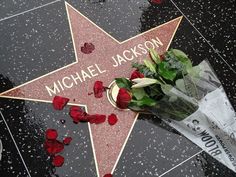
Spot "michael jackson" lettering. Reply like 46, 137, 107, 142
45, 36, 163, 96
111, 36, 163, 67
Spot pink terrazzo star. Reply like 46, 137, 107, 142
0, 2, 182, 176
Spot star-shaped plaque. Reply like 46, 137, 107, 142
0, 2, 182, 177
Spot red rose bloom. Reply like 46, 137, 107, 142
44, 140, 64, 155
116, 88, 132, 109
108, 114, 118, 125
69, 106, 88, 123
52, 96, 69, 110
52, 155, 64, 167
93, 81, 105, 98
81, 42, 95, 54
45, 129, 58, 140
104, 174, 112, 177
130, 70, 144, 80
88, 114, 106, 124
63, 137, 72, 145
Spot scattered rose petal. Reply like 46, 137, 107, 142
53, 96, 69, 110
116, 88, 132, 109
63, 137, 72, 145
81, 42, 95, 54
52, 155, 64, 167
88, 114, 106, 124
103, 174, 112, 177
130, 70, 144, 80
69, 106, 106, 124
69, 106, 88, 123
108, 114, 118, 125
160, 54, 165, 61
93, 81, 105, 98
44, 140, 64, 155
151, 0, 163, 4
45, 129, 58, 140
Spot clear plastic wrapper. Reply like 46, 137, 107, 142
147, 60, 236, 172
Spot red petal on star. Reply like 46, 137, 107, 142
160, 54, 165, 61
69, 106, 88, 123
63, 137, 72, 145
85, 42, 95, 50
93, 81, 105, 98
103, 174, 112, 177
108, 114, 118, 125
88, 114, 106, 124
81, 42, 95, 54
130, 70, 144, 80
52, 96, 69, 110
151, 0, 163, 4
44, 140, 64, 155
52, 155, 64, 167
88, 92, 94, 96
45, 129, 58, 140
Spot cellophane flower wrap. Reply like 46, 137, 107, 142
167, 60, 236, 172
115, 49, 236, 172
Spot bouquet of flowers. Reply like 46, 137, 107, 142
115, 49, 236, 172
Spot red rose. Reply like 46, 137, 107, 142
108, 114, 118, 125
63, 137, 72, 145
44, 140, 64, 155
88, 114, 106, 124
116, 88, 132, 109
45, 129, 58, 140
93, 81, 105, 98
52, 155, 64, 167
130, 70, 144, 80
81, 42, 95, 54
52, 96, 69, 110
69, 106, 88, 123
104, 174, 112, 177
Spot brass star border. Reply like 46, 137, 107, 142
0, 2, 183, 177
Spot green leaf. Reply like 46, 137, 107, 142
131, 96, 157, 107
187, 65, 201, 77
144, 59, 156, 73
132, 62, 145, 70
149, 48, 161, 64
115, 78, 132, 90
132, 88, 146, 100
182, 74, 200, 100
175, 79, 187, 93
132, 78, 160, 88
172, 49, 188, 59
161, 84, 173, 95
171, 49, 192, 71
149, 85, 162, 97
128, 102, 145, 111
158, 62, 177, 81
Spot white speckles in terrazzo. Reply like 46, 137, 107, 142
0, 1, 75, 88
